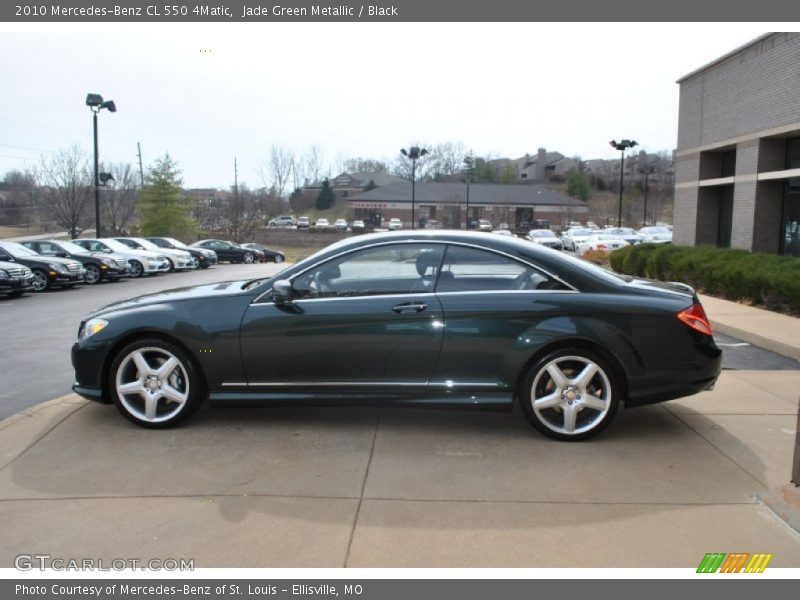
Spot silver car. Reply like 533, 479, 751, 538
74, 239, 170, 278
114, 237, 195, 271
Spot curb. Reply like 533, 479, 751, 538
710, 320, 800, 362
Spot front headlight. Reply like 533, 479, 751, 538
0, 269, 8, 279
79, 318, 109, 341
101, 259, 115, 267
48, 263, 66, 271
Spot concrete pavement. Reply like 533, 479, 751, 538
0, 370, 798, 568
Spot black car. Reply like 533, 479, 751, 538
0, 260, 34, 297
145, 237, 218, 269
241, 243, 285, 263
0, 241, 86, 292
191, 239, 258, 264
21, 239, 130, 284
71, 231, 721, 439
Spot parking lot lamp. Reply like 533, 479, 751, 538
401, 146, 429, 229
86, 93, 117, 238
638, 165, 655, 228
610, 139, 637, 228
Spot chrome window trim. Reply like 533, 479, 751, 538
252, 239, 577, 304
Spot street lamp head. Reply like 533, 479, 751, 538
101, 100, 117, 113
99, 172, 115, 186
609, 140, 618, 149
420, 148, 429, 157
400, 148, 408, 157
86, 93, 104, 107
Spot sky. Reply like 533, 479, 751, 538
0, 23, 783, 189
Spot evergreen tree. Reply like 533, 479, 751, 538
139, 154, 197, 239
316, 178, 336, 210
566, 171, 591, 202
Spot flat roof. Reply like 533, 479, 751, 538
676, 32, 774, 84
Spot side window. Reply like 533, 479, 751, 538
292, 244, 444, 299
38, 242, 57, 256
437, 245, 568, 292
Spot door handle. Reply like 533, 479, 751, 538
392, 302, 427, 314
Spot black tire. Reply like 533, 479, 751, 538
520, 348, 620, 441
109, 337, 205, 429
7, 290, 25, 298
85, 264, 102, 284
129, 260, 144, 278
200, 263, 210, 269
31, 269, 51, 292
167, 259, 176, 272
243, 252, 254, 264
274, 255, 284, 263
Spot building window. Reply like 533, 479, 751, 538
780, 138, 800, 257
787, 137, 800, 169
720, 150, 736, 178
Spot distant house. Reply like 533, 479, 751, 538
304, 171, 403, 201
518, 148, 578, 181
349, 182, 587, 230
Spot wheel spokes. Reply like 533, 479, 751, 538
160, 383, 187, 405
572, 363, 597, 390
117, 380, 144, 397
582, 394, 607, 411
132, 351, 152, 377
546, 363, 568, 389
562, 403, 578, 433
534, 390, 562, 410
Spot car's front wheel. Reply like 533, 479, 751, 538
242, 252, 254, 264
274, 254, 284, 263
129, 260, 144, 278
85, 264, 101, 284
110, 338, 204, 428
31, 269, 50, 292
521, 349, 619, 441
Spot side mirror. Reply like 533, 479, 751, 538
103, 248, 112, 253
56, 251, 68, 258
272, 280, 295, 304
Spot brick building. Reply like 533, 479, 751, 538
349, 182, 587, 231
674, 32, 800, 257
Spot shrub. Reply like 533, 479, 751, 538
610, 244, 800, 314
581, 248, 610, 265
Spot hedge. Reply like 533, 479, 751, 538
609, 244, 800, 314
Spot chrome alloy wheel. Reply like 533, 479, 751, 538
85, 264, 101, 284
243, 252, 254, 264
531, 355, 612, 436
32, 270, 49, 292
115, 347, 190, 423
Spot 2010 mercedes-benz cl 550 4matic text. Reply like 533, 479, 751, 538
71, 231, 721, 440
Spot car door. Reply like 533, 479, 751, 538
239, 243, 446, 393
207, 241, 234, 261
430, 244, 574, 391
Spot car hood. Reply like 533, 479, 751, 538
12, 255, 78, 267
89, 280, 252, 316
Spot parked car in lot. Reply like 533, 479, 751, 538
605, 227, 641, 246
240, 243, 285, 263
561, 227, 593, 252
296, 216, 310, 229
575, 233, 630, 256
114, 237, 194, 271
0, 259, 34, 297
493, 228, 513, 236
0, 241, 86, 292
387, 218, 403, 230
145, 237, 218, 269
334, 218, 348, 231
268, 215, 296, 228
477, 219, 493, 231
638, 226, 673, 244
352, 220, 366, 233
192, 239, 259, 264
74, 239, 170, 278
314, 218, 330, 229
526, 229, 564, 250
71, 230, 721, 440
21, 239, 129, 284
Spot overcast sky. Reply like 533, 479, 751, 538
0, 23, 783, 188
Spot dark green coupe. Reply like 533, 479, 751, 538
72, 231, 721, 440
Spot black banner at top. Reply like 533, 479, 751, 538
3, 0, 800, 22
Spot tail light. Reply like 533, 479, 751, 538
677, 303, 713, 336
597, 243, 607, 249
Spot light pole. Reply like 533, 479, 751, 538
638, 165, 655, 228
401, 146, 428, 229
463, 154, 475, 229
610, 139, 637, 228
86, 93, 116, 238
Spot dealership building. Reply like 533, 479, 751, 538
348, 182, 587, 230
674, 32, 800, 257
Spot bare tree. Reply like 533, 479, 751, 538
304, 145, 324, 184
101, 162, 139, 235
260, 145, 293, 199
0, 169, 37, 226
36, 144, 92, 238
430, 142, 467, 179
218, 184, 266, 243
342, 157, 388, 174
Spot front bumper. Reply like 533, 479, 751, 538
0, 274, 35, 292
51, 270, 86, 284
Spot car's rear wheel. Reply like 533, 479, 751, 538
129, 260, 144, 278
521, 349, 619, 441
110, 338, 203, 428
243, 252, 254, 264
85, 264, 101, 284
167, 259, 176, 272
31, 269, 50, 292
274, 254, 284, 263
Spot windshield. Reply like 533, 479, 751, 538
531, 230, 555, 238
570, 229, 592, 236
598, 233, 624, 240
102, 239, 138, 252
645, 227, 669, 234
59, 241, 90, 255
132, 238, 160, 251
0, 242, 39, 257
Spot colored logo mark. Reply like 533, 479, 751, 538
697, 553, 772, 573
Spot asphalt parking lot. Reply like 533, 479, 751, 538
0, 263, 285, 420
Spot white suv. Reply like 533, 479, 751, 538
388, 218, 403, 230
